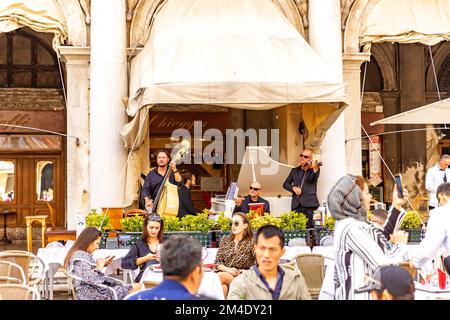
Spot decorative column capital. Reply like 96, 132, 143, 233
343, 52, 371, 71
58, 46, 90, 66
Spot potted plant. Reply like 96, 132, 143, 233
85, 208, 112, 248
279, 211, 309, 246
213, 212, 232, 246
162, 216, 182, 232
314, 215, 335, 245
164, 213, 214, 246
250, 213, 282, 230
324, 215, 335, 230
400, 211, 423, 243
119, 214, 144, 246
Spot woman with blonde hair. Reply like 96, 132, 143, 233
214, 212, 256, 298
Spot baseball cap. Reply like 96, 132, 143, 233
355, 265, 413, 296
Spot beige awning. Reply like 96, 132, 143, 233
0, 0, 67, 49
128, 0, 346, 116
359, 0, 450, 50
123, 0, 348, 208
371, 98, 450, 125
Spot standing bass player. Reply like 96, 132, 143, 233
141, 149, 182, 212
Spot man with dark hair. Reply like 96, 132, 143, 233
227, 225, 311, 300
141, 149, 182, 211
426, 154, 450, 210
369, 209, 388, 228
126, 236, 206, 300
178, 172, 200, 218
411, 182, 450, 268
355, 265, 415, 300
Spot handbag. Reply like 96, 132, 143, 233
103, 278, 117, 287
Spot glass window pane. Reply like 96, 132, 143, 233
0, 161, 14, 202
36, 161, 54, 201
0, 135, 61, 151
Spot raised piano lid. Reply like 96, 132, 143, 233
236, 146, 294, 197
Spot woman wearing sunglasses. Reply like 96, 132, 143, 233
121, 213, 164, 282
214, 212, 256, 298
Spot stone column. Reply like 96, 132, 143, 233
380, 90, 400, 202
309, 0, 346, 203
58, 46, 91, 230
343, 53, 371, 175
398, 44, 426, 200
399, 44, 426, 171
89, 0, 128, 209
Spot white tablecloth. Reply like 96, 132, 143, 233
37, 246, 135, 300
37, 244, 312, 299
414, 282, 450, 300
37, 246, 130, 274
140, 267, 225, 300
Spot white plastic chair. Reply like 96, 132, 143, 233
288, 237, 307, 247
319, 235, 334, 246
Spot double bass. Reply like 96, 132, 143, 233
150, 140, 190, 217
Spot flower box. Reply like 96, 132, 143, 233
282, 230, 309, 247
401, 228, 424, 243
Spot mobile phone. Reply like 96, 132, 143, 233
394, 174, 403, 198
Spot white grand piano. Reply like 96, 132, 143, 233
211, 146, 293, 217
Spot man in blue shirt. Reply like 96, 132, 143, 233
126, 236, 206, 300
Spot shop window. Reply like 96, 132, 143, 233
0, 160, 15, 202
0, 135, 61, 151
36, 161, 54, 201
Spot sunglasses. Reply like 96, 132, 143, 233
300, 154, 310, 159
249, 186, 261, 191
147, 214, 162, 222
232, 221, 241, 227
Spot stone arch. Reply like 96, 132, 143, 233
343, 0, 377, 53
425, 42, 450, 92
129, 0, 307, 48
370, 43, 397, 90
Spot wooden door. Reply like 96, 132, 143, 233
0, 154, 65, 228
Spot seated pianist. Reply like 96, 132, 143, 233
233, 181, 270, 214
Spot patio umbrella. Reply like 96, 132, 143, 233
371, 98, 450, 125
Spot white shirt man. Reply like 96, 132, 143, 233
411, 183, 450, 268
425, 155, 450, 209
